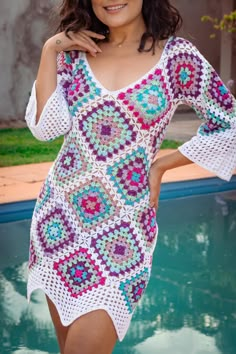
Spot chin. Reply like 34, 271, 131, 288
104, 18, 131, 28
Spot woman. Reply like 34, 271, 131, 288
25, 0, 236, 353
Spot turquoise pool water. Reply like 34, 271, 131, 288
0, 187, 236, 353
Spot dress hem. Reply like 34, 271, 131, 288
27, 285, 128, 342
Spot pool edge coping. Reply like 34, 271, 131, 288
0, 176, 235, 223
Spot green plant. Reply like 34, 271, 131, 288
201, 10, 236, 38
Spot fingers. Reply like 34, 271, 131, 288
68, 32, 96, 56
149, 179, 160, 210
149, 192, 159, 211
148, 168, 162, 212
52, 30, 105, 56
69, 31, 104, 57
79, 32, 102, 53
82, 30, 107, 40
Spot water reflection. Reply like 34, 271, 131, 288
135, 327, 221, 354
0, 191, 236, 354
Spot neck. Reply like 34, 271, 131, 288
108, 16, 146, 46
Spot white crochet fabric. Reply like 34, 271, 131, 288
26, 37, 236, 341
174, 44, 236, 181
25, 54, 72, 141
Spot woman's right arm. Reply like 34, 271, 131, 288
25, 30, 105, 141
35, 42, 58, 123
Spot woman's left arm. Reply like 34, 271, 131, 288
149, 150, 192, 209
149, 39, 236, 210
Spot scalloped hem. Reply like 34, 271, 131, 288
27, 285, 129, 342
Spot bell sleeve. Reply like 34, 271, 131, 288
172, 39, 236, 181
25, 51, 73, 141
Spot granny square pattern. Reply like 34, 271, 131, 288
134, 206, 158, 250
35, 178, 52, 213
107, 147, 149, 205
26, 36, 236, 342
65, 177, 120, 232
79, 100, 137, 161
117, 69, 172, 130
29, 240, 38, 269
53, 134, 89, 186
36, 206, 76, 257
204, 69, 234, 113
166, 50, 203, 100
68, 59, 102, 115
90, 220, 144, 277
54, 247, 106, 298
119, 267, 150, 314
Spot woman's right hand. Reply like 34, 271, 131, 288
35, 29, 105, 122
45, 30, 106, 57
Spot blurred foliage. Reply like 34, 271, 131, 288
201, 10, 236, 38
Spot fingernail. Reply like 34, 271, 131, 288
150, 202, 154, 208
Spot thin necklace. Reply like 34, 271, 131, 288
111, 39, 141, 48
106, 34, 142, 48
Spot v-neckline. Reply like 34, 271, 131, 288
82, 36, 173, 95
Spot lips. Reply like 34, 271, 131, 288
104, 4, 127, 12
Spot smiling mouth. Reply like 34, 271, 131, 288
104, 4, 127, 12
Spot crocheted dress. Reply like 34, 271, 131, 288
25, 37, 236, 341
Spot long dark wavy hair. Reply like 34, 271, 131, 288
57, 0, 182, 53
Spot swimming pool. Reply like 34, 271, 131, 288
0, 178, 236, 354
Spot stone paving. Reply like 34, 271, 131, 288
0, 149, 226, 204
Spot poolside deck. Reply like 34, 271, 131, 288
1, 149, 235, 204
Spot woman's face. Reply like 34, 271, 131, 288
91, 0, 144, 29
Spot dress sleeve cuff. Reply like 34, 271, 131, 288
178, 131, 236, 181
25, 81, 72, 141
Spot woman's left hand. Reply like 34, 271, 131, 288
148, 161, 165, 212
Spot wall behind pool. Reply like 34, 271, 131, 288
0, 0, 234, 123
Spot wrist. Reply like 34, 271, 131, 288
43, 37, 61, 53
